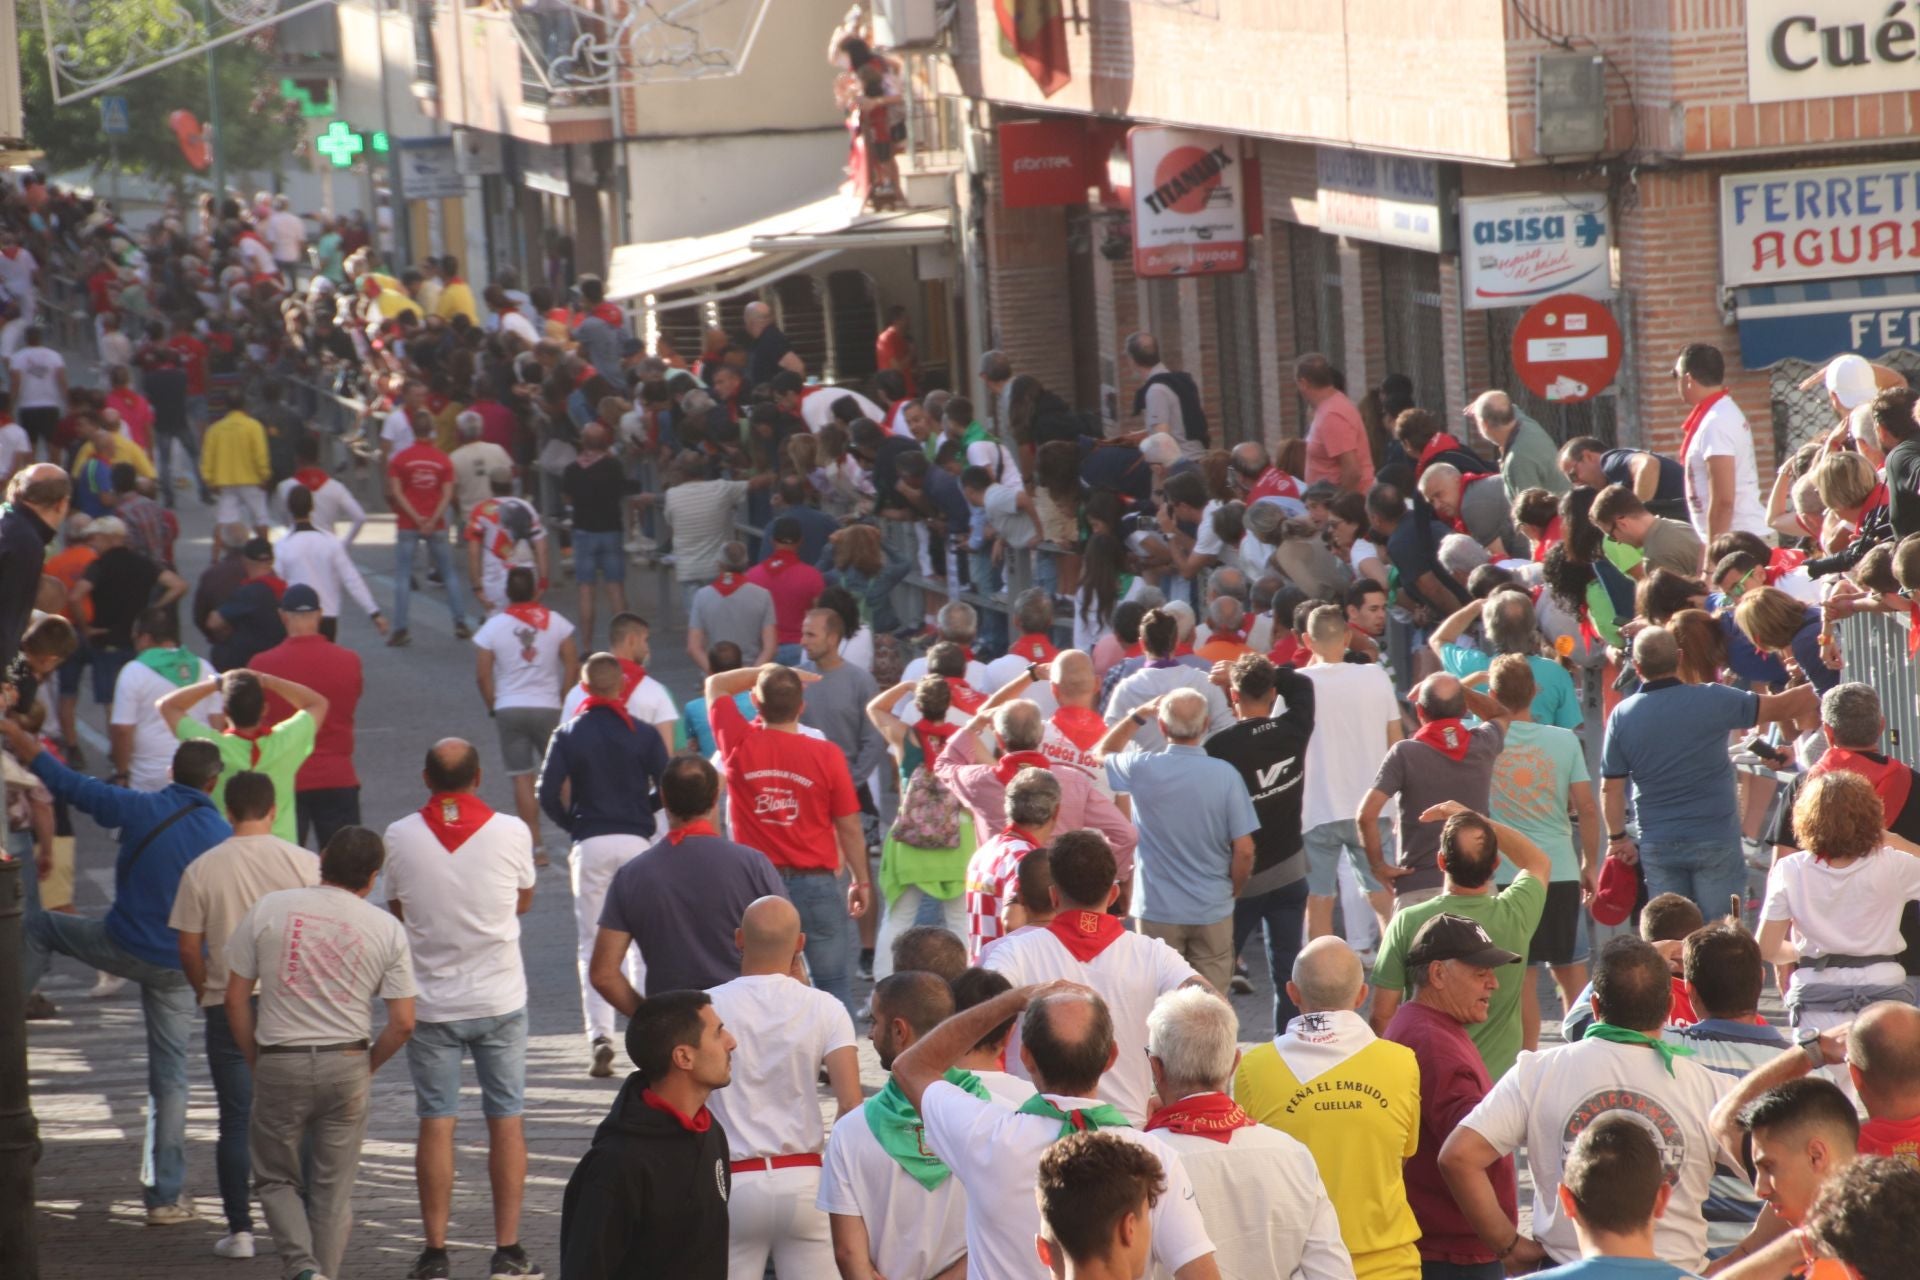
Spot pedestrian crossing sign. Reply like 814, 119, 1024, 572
100, 96, 129, 136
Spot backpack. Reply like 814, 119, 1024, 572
890, 762, 962, 850
498, 497, 537, 548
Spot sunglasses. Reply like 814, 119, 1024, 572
1722, 566, 1761, 599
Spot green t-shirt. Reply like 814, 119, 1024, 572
176, 711, 317, 845
1488, 721, 1588, 883
1372, 872, 1548, 1081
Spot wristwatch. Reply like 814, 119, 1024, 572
1026, 663, 1044, 684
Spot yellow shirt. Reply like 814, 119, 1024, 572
200, 411, 270, 488
76, 434, 156, 480
435, 279, 480, 325
1235, 1034, 1422, 1280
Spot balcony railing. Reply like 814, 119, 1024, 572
899, 50, 961, 172
411, 0, 438, 94
514, 4, 611, 111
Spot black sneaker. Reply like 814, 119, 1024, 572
453, 620, 473, 641
858, 948, 875, 980
589, 1036, 615, 1078
489, 1243, 543, 1279
386, 629, 412, 648
407, 1247, 451, 1280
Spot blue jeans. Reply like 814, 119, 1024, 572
969, 548, 1007, 653
1639, 838, 1746, 922
205, 1001, 255, 1233
155, 426, 208, 507
404, 1008, 529, 1118
782, 868, 853, 1014
23, 913, 195, 1207
774, 642, 803, 666
1233, 878, 1310, 1031
572, 528, 625, 585
392, 527, 469, 633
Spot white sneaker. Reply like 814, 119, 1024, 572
214, 1231, 255, 1258
146, 1202, 197, 1226
89, 972, 129, 999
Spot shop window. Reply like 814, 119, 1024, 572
1212, 268, 1264, 447
1378, 248, 1447, 417
1483, 304, 1622, 449
772, 275, 829, 380
1288, 225, 1343, 424
827, 270, 881, 382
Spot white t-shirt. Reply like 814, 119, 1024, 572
473, 609, 576, 710
498, 310, 538, 344
1762, 849, 1920, 989
1152, 1122, 1355, 1280
381, 405, 416, 452
982, 481, 1038, 548
983, 927, 1198, 1123
801, 388, 886, 433
1459, 1038, 1733, 1269
9, 346, 64, 410
225, 884, 415, 1046
381, 808, 537, 1022
0, 247, 36, 307
562, 675, 679, 733
111, 657, 220, 791
449, 441, 514, 514
1298, 662, 1399, 829
262, 210, 307, 260
1683, 396, 1770, 542
704, 973, 855, 1159
818, 1100, 971, 1280
920, 1082, 1216, 1280
0, 420, 32, 476
276, 476, 367, 544
1194, 498, 1225, 557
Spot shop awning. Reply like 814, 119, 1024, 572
606, 195, 951, 305
1734, 273, 1920, 367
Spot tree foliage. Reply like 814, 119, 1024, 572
20, 0, 302, 186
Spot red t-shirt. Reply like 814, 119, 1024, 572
1858, 1113, 1920, 1164
874, 326, 915, 395
389, 442, 455, 531
167, 334, 208, 395
745, 557, 827, 645
252, 634, 363, 791
710, 696, 859, 872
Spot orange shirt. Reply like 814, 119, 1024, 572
45, 545, 97, 626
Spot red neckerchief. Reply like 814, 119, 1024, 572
711, 572, 745, 598
1009, 633, 1059, 663
1577, 603, 1602, 648
1411, 717, 1472, 762
1122, 641, 1143, 658
1172, 642, 1196, 657
504, 601, 550, 630
574, 448, 610, 469
1861, 482, 1890, 517
261, 574, 287, 601
640, 1087, 713, 1133
1268, 633, 1306, 667
576, 695, 636, 732
666, 819, 719, 847
947, 679, 985, 713
1046, 909, 1126, 962
420, 791, 494, 853
425, 392, 450, 415
1001, 824, 1044, 849
589, 301, 625, 327
1531, 515, 1563, 562
1809, 747, 1914, 828
958, 646, 976, 665
1246, 467, 1301, 502
617, 658, 647, 701
1765, 546, 1808, 585
1213, 615, 1252, 644
993, 749, 1053, 785
1415, 433, 1464, 476
295, 466, 329, 492
1050, 706, 1106, 752
914, 718, 959, 764
1143, 1091, 1256, 1145
763, 548, 799, 574
223, 722, 273, 768
1678, 389, 1728, 466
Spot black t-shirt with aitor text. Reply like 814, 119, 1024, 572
1203, 666, 1316, 894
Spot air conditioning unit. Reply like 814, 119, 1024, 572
874, 0, 940, 48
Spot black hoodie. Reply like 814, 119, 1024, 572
560, 1074, 732, 1280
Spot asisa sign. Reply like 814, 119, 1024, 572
1747, 1, 1920, 105
1458, 194, 1612, 310
1719, 160, 1920, 287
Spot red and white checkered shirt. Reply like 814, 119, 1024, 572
964, 826, 1041, 961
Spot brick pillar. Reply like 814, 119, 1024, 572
1252, 228, 1285, 447
1338, 238, 1369, 391
1439, 255, 1469, 422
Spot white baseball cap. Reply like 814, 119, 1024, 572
1825, 354, 1877, 410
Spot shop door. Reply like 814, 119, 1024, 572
1288, 225, 1344, 425
1212, 268, 1264, 448
1378, 247, 1447, 416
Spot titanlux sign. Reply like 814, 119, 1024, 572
1747, 0, 1920, 104
1128, 126, 1247, 278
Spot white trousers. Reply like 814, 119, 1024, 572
726, 1165, 833, 1280
571, 833, 652, 1043
873, 884, 968, 982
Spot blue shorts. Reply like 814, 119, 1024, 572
404, 1008, 528, 1119
1302, 818, 1393, 896
89, 647, 133, 705
572, 529, 625, 585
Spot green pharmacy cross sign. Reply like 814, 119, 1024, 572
316, 123, 392, 168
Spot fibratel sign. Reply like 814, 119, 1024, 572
1128, 126, 1248, 278
1747, 1, 1920, 104
998, 118, 1094, 208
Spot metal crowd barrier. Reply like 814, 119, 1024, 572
1833, 608, 1920, 766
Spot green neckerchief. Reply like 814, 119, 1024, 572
865, 1069, 988, 1191
1584, 1021, 1695, 1077
1016, 1092, 1132, 1139
135, 646, 201, 688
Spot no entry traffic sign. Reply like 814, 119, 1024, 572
1510, 293, 1620, 403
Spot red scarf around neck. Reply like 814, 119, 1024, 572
994, 749, 1054, 785
1008, 633, 1059, 663
420, 792, 494, 853
223, 722, 272, 768
1765, 546, 1808, 585
295, 466, 329, 492
640, 1087, 712, 1132
578, 695, 636, 732
589, 301, 625, 328
947, 679, 985, 713
1122, 641, 1143, 658
618, 658, 647, 700
504, 601, 550, 630
1531, 514, 1564, 562
913, 717, 959, 765
1416, 433, 1464, 476
763, 549, 800, 575
1144, 1092, 1256, 1145
1412, 717, 1473, 762
1050, 707, 1106, 752
1046, 909, 1126, 963
1809, 747, 1914, 826
666, 819, 719, 847
1678, 389, 1728, 465
711, 572, 746, 598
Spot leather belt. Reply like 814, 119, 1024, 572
729, 1152, 824, 1173
258, 1039, 370, 1054
1800, 953, 1905, 971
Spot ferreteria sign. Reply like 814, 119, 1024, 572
1747, 0, 1920, 104
1720, 160, 1920, 286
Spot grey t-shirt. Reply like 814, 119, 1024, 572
1461, 476, 1516, 551
688, 580, 775, 656
1640, 517, 1705, 578
799, 658, 886, 784
1371, 721, 1507, 894
225, 884, 415, 1046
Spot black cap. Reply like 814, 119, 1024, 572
279, 583, 321, 613
1405, 913, 1522, 971
242, 536, 274, 562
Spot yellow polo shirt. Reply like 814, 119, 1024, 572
1235, 1035, 1422, 1279
75, 434, 156, 480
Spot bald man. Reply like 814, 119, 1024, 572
707, 896, 862, 1280
382, 738, 540, 1280
1236, 938, 1422, 1277
1469, 388, 1569, 501
0, 461, 71, 666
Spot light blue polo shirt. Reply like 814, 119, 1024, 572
1106, 744, 1259, 925
1600, 678, 1760, 844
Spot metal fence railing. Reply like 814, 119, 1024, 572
1833, 608, 1920, 766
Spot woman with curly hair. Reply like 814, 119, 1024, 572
1759, 770, 1920, 1074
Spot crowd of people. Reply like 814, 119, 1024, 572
1, 170, 1917, 1280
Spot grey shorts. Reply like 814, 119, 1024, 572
1302, 818, 1393, 896
405, 1008, 528, 1119
495, 705, 560, 775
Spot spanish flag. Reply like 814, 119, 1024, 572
994, 0, 1071, 97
